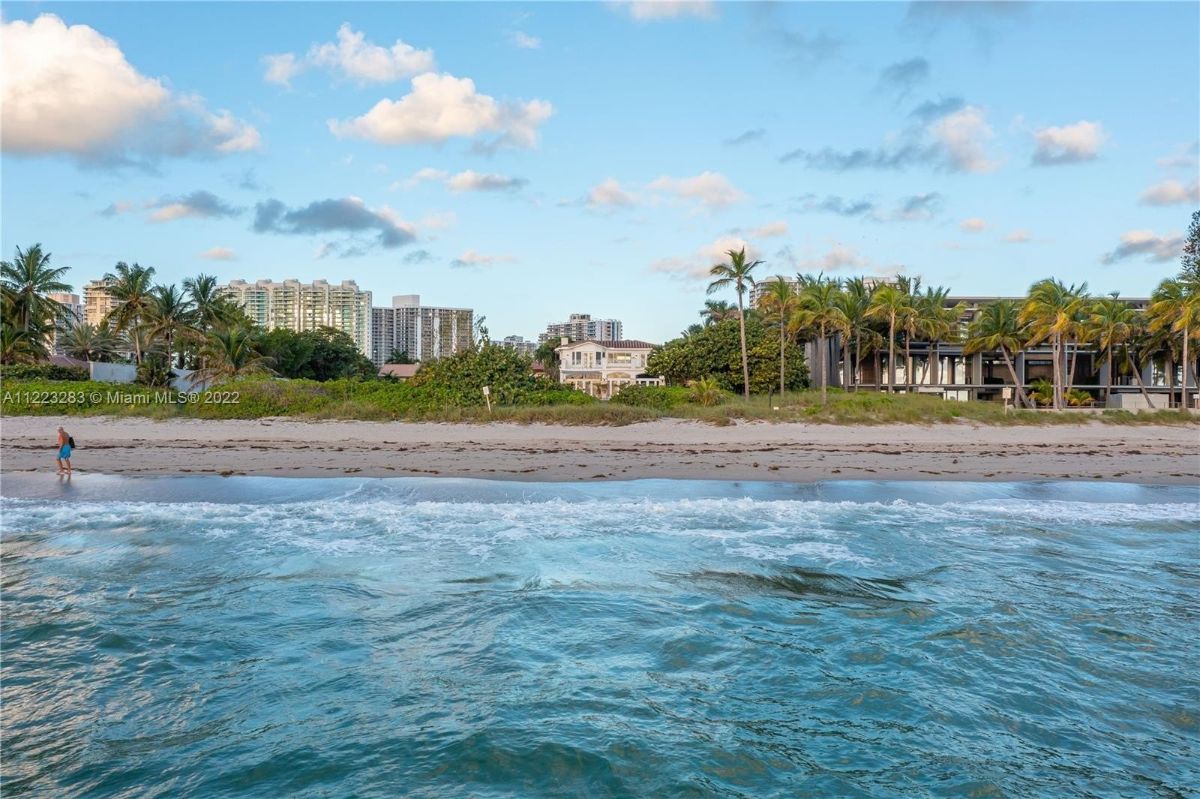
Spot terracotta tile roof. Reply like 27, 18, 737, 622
379, 363, 421, 378
558, 339, 657, 349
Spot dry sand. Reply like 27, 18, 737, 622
1, 415, 1197, 484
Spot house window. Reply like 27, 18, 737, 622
573, 352, 582, 365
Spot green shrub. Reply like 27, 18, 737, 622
137, 355, 173, 388
1066, 388, 1095, 407
689, 376, 726, 407
1028, 378, 1054, 406
611, 385, 691, 410
0, 363, 90, 382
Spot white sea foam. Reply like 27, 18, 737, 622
3, 494, 1194, 571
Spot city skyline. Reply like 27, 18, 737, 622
2, 2, 1197, 344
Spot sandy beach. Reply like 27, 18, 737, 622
1, 415, 1196, 484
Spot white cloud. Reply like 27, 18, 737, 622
395, 167, 449, 189
650, 235, 761, 280
199, 247, 237, 261
445, 170, 527, 192
511, 31, 541, 49
747, 221, 789, 238
1101, 230, 1184, 264
265, 24, 434, 87
397, 168, 525, 192
1156, 141, 1198, 169
310, 23, 435, 83
1005, 229, 1032, 243
98, 201, 135, 217
930, 106, 997, 173
795, 244, 869, 273
262, 53, 303, 86
959, 217, 987, 232
1031, 120, 1106, 166
147, 190, 240, 222
1, 14, 260, 164
329, 72, 553, 149
611, 1, 717, 20
1139, 178, 1200, 206
450, 249, 516, 268
585, 178, 637, 209
648, 171, 746, 209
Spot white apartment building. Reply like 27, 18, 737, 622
499, 335, 538, 357
538, 313, 623, 344
82, 280, 117, 327
47, 292, 82, 354
555, 338, 664, 399
219, 279, 373, 356
370, 295, 473, 366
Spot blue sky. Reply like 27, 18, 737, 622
2, 1, 1197, 343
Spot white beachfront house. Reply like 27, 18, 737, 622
554, 337, 664, 399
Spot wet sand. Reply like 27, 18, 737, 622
1, 415, 1197, 484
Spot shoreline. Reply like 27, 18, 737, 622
2, 415, 1197, 486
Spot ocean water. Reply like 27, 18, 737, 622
1, 476, 1197, 798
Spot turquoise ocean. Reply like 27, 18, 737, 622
1, 476, 1196, 797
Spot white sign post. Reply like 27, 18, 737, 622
482, 385, 492, 413
1002, 386, 1012, 414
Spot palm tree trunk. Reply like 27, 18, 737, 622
1067, 337, 1079, 394
1053, 334, 1062, 410
854, 334, 861, 392
930, 341, 940, 385
999, 348, 1032, 409
1106, 348, 1113, 404
1126, 348, 1155, 408
1183, 325, 1192, 410
887, 316, 896, 393
1165, 352, 1176, 408
904, 336, 913, 391
873, 349, 881, 392
779, 322, 786, 397
737, 293, 749, 399
819, 325, 828, 405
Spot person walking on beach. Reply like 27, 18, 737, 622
56, 426, 73, 475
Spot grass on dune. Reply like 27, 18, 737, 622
1, 379, 1195, 426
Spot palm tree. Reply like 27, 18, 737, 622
1063, 284, 1092, 395
0, 243, 72, 342
796, 276, 848, 405
61, 322, 120, 363
759, 277, 798, 396
183, 273, 224, 333
1021, 279, 1088, 410
193, 326, 274, 386
963, 300, 1033, 409
836, 278, 872, 390
866, 284, 909, 393
1149, 276, 1199, 408
916, 287, 964, 387
707, 248, 762, 399
147, 284, 196, 368
1120, 317, 1158, 409
103, 261, 157, 364
700, 299, 738, 326
1088, 293, 1135, 404
0, 324, 44, 364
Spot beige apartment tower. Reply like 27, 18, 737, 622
370, 295, 473, 366
82, 280, 117, 328
218, 279, 373, 356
